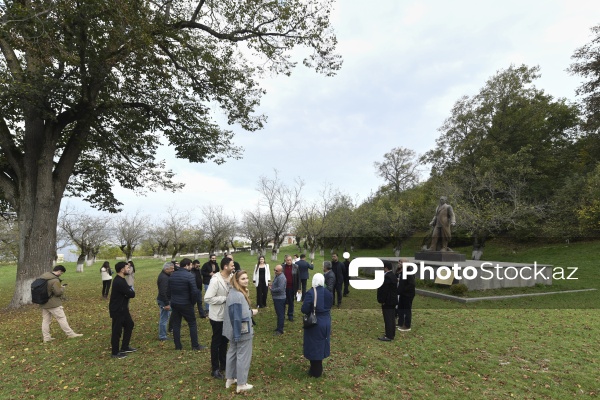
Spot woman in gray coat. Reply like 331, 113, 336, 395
223, 270, 258, 393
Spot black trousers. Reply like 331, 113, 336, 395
334, 284, 343, 306
209, 319, 229, 371
171, 303, 199, 350
301, 279, 308, 300
256, 283, 268, 308
102, 280, 111, 297
343, 277, 350, 295
398, 295, 414, 328
111, 311, 134, 355
194, 295, 206, 318
285, 288, 296, 319
309, 360, 323, 378
382, 307, 396, 340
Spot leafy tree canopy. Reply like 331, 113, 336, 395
0, 0, 341, 307
0, 0, 341, 212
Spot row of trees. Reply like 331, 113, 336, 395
4, 62, 600, 266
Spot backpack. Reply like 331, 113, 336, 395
31, 278, 51, 304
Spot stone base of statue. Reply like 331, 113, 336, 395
414, 250, 466, 262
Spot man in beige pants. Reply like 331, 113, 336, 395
39, 265, 83, 343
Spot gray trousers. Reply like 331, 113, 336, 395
225, 337, 253, 385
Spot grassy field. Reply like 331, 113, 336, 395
0, 240, 598, 399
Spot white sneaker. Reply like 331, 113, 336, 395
398, 326, 411, 332
225, 378, 237, 389
67, 333, 83, 338
43, 337, 55, 343
236, 383, 253, 393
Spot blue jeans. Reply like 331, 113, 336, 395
157, 300, 170, 340
273, 298, 286, 333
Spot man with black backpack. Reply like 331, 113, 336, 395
36, 265, 83, 343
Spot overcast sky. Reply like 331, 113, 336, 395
65, 0, 600, 222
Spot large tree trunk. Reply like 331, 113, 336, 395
9, 140, 63, 307
76, 253, 86, 272
10, 203, 61, 308
7, 111, 85, 308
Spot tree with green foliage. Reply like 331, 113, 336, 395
424, 65, 580, 254
0, 0, 341, 307
576, 164, 600, 235
373, 147, 421, 197
569, 24, 600, 170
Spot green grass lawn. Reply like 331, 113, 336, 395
0, 241, 598, 399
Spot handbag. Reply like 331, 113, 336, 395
303, 288, 318, 329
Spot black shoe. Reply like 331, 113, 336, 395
192, 345, 207, 351
120, 347, 137, 353
199, 314, 207, 319
112, 352, 128, 359
273, 331, 283, 336
378, 336, 393, 342
212, 370, 224, 379
288, 317, 294, 322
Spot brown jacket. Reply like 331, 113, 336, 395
39, 271, 65, 309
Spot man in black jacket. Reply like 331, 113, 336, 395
323, 261, 336, 293
397, 259, 416, 332
343, 256, 351, 296
191, 260, 207, 318
157, 261, 174, 341
377, 261, 398, 341
281, 255, 300, 321
201, 254, 219, 315
109, 261, 137, 358
295, 254, 314, 300
169, 258, 206, 351
330, 253, 345, 307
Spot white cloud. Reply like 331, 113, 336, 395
67, 0, 600, 219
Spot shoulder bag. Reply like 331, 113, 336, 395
303, 288, 318, 329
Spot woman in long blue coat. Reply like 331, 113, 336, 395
301, 273, 333, 378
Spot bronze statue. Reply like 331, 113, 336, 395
428, 196, 456, 251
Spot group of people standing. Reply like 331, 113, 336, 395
154, 253, 336, 389
377, 259, 416, 341
38, 251, 397, 393
155, 256, 256, 392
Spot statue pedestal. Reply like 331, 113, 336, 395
414, 251, 466, 262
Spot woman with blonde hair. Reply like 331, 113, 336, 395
223, 270, 258, 393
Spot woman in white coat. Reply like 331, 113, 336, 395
252, 256, 270, 308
